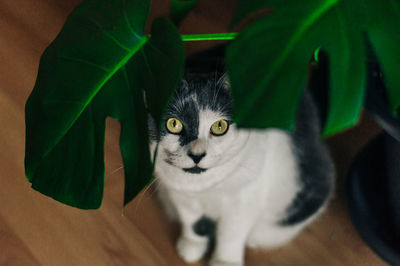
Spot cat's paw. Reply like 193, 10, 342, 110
209, 259, 243, 266
176, 236, 208, 263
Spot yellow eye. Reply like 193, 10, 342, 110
210, 120, 229, 136
166, 118, 183, 134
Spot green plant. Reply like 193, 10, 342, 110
25, 0, 400, 209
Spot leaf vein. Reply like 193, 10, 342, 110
78, 14, 132, 52
122, 0, 143, 41
58, 55, 111, 72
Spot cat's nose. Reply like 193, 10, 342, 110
188, 152, 206, 164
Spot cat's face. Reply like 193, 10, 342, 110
151, 74, 247, 182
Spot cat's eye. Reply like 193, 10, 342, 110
166, 118, 183, 134
210, 120, 229, 136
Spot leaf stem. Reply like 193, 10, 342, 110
146, 33, 237, 41
181, 33, 238, 41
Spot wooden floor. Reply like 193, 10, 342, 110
0, 0, 387, 265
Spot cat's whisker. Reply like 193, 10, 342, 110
213, 80, 224, 110
212, 71, 220, 109
133, 177, 157, 217
217, 98, 233, 113
148, 178, 162, 199
142, 177, 161, 201
110, 165, 124, 175
105, 166, 124, 179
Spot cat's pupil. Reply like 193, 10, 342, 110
218, 122, 222, 129
173, 120, 177, 127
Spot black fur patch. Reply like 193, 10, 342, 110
159, 74, 232, 146
280, 91, 334, 226
193, 216, 216, 236
163, 149, 177, 166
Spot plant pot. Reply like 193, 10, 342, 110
346, 61, 400, 264
347, 133, 400, 264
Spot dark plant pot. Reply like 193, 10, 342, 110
346, 61, 400, 264
347, 133, 400, 264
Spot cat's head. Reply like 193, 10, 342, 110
150, 73, 249, 189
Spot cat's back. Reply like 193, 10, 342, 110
235, 91, 334, 225
280, 91, 335, 225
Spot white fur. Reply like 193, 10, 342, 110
153, 110, 326, 266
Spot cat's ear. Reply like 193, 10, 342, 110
218, 73, 230, 91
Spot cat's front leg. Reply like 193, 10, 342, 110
176, 231, 208, 263
210, 213, 254, 266
173, 197, 209, 263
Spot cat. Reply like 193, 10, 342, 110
148, 73, 334, 266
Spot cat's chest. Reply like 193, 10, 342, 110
172, 175, 266, 220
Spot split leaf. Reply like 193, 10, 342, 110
228, 0, 399, 135
25, 0, 184, 209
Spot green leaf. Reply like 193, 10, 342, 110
27, 68, 150, 209
366, 0, 400, 113
227, 0, 367, 135
25, 0, 150, 182
25, 0, 184, 209
320, 2, 366, 136
122, 18, 185, 204
111, 68, 152, 207
227, 0, 334, 130
170, 0, 198, 25
231, 0, 278, 28
131, 18, 185, 128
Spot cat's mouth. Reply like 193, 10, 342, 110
182, 166, 207, 174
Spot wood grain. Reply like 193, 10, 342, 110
0, 0, 387, 265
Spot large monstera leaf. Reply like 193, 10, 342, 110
25, 0, 184, 209
170, 0, 199, 25
227, 0, 400, 136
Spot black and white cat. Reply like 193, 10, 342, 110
149, 73, 334, 266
